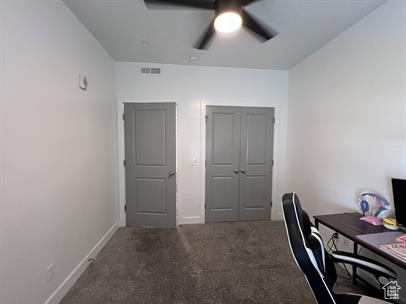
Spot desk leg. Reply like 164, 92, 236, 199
352, 242, 358, 284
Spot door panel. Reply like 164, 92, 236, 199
239, 107, 274, 221
212, 113, 235, 164
205, 106, 240, 222
211, 176, 236, 209
124, 103, 176, 228
135, 178, 167, 214
246, 113, 267, 164
134, 110, 166, 166
244, 176, 266, 208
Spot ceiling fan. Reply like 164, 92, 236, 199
144, 0, 277, 50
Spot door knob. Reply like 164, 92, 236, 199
240, 169, 246, 174
168, 170, 175, 176
234, 168, 239, 174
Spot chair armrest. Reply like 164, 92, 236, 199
332, 251, 397, 283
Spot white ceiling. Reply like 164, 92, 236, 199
64, 0, 384, 70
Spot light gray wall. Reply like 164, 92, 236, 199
287, 0, 406, 301
0, 1, 118, 303
116, 62, 289, 225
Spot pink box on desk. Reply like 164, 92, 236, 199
360, 215, 382, 226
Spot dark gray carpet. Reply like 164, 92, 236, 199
60, 221, 359, 304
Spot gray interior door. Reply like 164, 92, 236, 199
205, 106, 274, 223
238, 107, 274, 221
205, 106, 241, 222
124, 103, 176, 228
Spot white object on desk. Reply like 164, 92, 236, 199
383, 222, 399, 230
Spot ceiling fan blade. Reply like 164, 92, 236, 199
195, 19, 216, 50
241, 9, 277, 42
241, 0, 260, 6
144, 0, 215, 10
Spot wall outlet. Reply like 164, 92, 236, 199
46, 262, 55, 282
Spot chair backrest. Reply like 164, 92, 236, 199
282, 193, 337, 304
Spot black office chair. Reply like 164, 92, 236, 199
281, 193, 398, 304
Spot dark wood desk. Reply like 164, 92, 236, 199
314, 212, 406, 285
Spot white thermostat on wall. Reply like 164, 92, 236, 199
79, 74, 88, 91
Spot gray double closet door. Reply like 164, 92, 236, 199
205, 106, 274, 223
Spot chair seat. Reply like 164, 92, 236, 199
336, 293, 392, 304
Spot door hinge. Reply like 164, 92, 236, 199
271, 201, 273, 207
273, 116, 275, 124
124, 205, 127, 212
122, 113, 125, 120
272, 160, 274, 166
205, 203, 207, 210
123, 160, 126, 167
204, 115, 208, 120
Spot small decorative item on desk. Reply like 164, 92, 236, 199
360, 215, 382, 226
358, 192, 391, 226
360, 199, 370, 215
383, 217, 399, 231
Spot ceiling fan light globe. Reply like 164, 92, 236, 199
214, 12, 242, 34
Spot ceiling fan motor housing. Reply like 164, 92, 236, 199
215, 0, 243, 15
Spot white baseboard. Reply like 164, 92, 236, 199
44, 221, 119, 304
179, 216, 204, 225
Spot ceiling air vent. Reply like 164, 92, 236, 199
141, 67, 150, 74
141, 67, 161, 75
